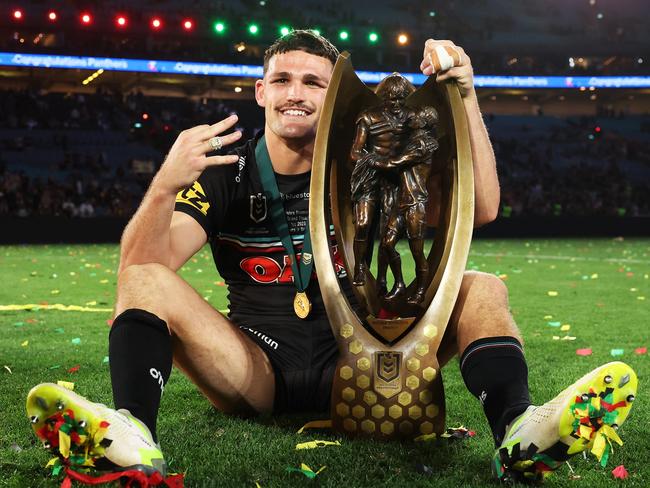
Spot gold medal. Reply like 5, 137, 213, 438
294, 291, 312, 319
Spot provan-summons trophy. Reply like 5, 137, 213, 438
309, 52, 475, 439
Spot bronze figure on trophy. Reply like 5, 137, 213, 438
350, 73, 440, 306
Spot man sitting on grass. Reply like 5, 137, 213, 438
26, 30, 637, 484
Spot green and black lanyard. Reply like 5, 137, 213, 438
255, 135, 314, 318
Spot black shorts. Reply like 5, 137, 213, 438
239, 319, 338, 414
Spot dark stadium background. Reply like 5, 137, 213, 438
1, 0, 648, 242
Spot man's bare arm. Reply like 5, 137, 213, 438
421, 39, 500, 226
118, 116, 241, 274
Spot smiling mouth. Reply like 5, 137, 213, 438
280, 108, 311, 117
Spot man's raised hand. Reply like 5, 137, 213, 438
155, 114, 242, 194
419, 39, 475, 98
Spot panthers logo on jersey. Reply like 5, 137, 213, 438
176, 181, 210, 216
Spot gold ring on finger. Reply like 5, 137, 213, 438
209, 136, 223, 151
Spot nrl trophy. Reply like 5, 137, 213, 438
310, 52, 475, 439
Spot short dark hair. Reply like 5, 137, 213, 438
263, 29, 339, 74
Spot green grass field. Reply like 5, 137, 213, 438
0, 239, 648, 487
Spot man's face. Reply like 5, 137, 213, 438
255, 50, 333, 143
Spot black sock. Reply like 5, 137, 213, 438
109, 308, 172, 443
460, 336, 531, 446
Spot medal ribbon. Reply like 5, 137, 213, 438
255, 135, 313, 293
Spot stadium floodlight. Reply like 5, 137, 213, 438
397, 33, 408, 45
248, 24, 259, 35
339, 30, 349, 41
13, 10, 23, 20
183, 19, 194, 31
80, 13, 92, 25
214, 21, 226, 34
368, 32, 378, 43
280, 26, 291, 36
151, 17, 162, 30
311, 28, 321, 35
47, 11, 57, 21
116, 15, 127, 28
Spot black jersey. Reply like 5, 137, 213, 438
174, 134, 353, 331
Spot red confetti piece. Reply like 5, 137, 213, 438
106, 319, 113, 327
635, 347, 647, 355
67, 365, 80, 374
611, 465, 628, 479
576, 348, 592, 356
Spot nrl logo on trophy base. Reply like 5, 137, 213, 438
310, 52, 475, 439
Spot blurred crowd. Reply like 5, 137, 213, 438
1, 89, 648, 219
2, 0, 647, 76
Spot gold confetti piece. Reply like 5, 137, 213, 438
0, 303, 112, 312
296, 440, 341, 450
21, 340, 29, 347
591, 274, 598, 279
56, 381, 75, 390
560, 325, 571, 332
99, 279, 109, 284
638, 296, 646, 301
59, 430, 71, 459
85, 300, 97, 306
414, 433, 437, 442
553, 336, 560, 340
4, 365, 12, 374
297, 420, 332, 434
498, 274, 508, 280
544, 315, 553, 320
547, 291, 559, 297
562, 336, 577, 341
51, 290, 60, 295
630, 288, 638, 292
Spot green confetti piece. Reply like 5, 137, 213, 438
71, 338, 81, 345
48, 365, 61, 370
547, 321, 561, 327
610, 348, 624, 357
102, 356, 109, 364
54, 328, 65, 333
14, 322, 24, 327
51, 463, 63, 476
600, 443, 611, 467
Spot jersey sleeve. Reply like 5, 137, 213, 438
174, 149, 241, 237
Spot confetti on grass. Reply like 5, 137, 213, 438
634, 347, 647, 355
610, 349, 625, 357
296, 440, 341, 450
286, 463, 326, 479
576, 348, 593, 356
0, 303, 112, 312
547, 291, 558, 297
611, 465, 629, 479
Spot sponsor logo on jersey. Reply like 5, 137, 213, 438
239, 245, 346, 283
176, 181, 210, 216
235, 154, 246, 183
250, 193, 267, 223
